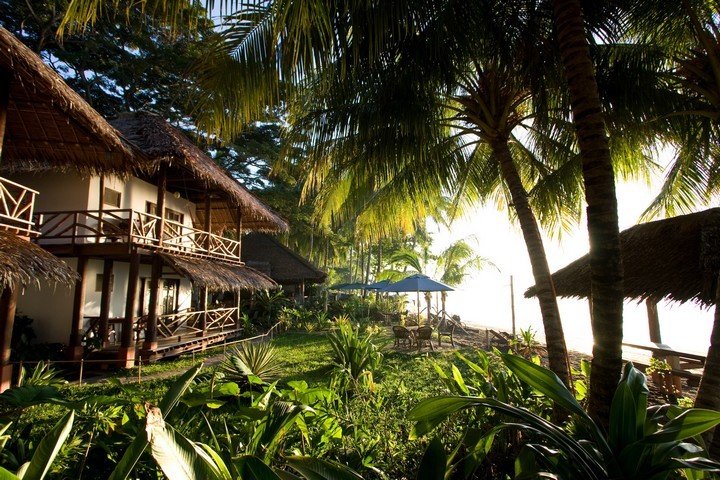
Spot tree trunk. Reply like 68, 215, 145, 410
695, 273, 720, 458
491, 138, 571, 389
552, 0, 624, 428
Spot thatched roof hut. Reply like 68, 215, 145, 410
111, 112, 288, 233
0, 27, 147, 174
160, 253, 277, 292
241, 233, 327, 287
525, 208, 720, 306
0, 230, 76, 290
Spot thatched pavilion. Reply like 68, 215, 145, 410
241, 233, 327, 298
0, 27, 147, 388
526, 208, 720, 448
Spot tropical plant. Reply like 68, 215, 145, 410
16, 362, 67, 388
509, 327, 546, 358
326, 320, 382, 390
220, 341, 282, 385
410, 354, 720, 479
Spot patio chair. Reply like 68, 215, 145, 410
393, 325, 413, 348
437, 319, 456, 347
416, 325, 434, 351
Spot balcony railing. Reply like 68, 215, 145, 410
34, 209, 242, 263
149, 307, 238, 341
0, 177, 38, 236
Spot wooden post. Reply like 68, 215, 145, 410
68, 257, 88, 360
97, 175, 105, 243
155, 165, 167, 246
510, 275, 516, 338
118, 251, 139, 368
144, 256, 162, 353
204, 194, 212, 249
0, 67, 11, 157
236, 206, 243, 259
646, 297, 662, 343
235, 290, 242, 330
197, 286, 208, 338
0, 287, 17, 391
98, 259, 114, 348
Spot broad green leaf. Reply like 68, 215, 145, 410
451, 365, 470, 395
146, 408, 227, 480
0, 386, 62, 409
284, 456, 363, 480
417, 437, 447, 480
501, 354, 586, 420
109, 364, 203, 480
21, 410, 74, 480
672, 457, 720, 472
0, 467, 19, 480
646, 409, 720, 443
235, 455, 282, 479
408, 396, 483, 439
609, 383, 637, 453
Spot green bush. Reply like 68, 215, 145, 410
220, 341, 282, 385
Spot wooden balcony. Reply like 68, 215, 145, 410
34, 209, 242, 264
0, 177, 38, 236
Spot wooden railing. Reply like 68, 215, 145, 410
34, 209, 242, 263
0, 177, 38, 236
135, 307, 239, 342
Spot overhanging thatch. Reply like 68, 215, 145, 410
160, 254, 277, 291
0, 27, 147, 175
111, 112, 288, 233
0, 231, 77, 290
525, 208, 720, 306
241, 233, 327, 285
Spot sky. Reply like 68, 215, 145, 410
425, 163, 715, 356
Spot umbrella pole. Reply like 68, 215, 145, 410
416, 290, 420, 324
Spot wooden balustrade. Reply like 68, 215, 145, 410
135, 307, 238, 342
34, 209, 242, 263
0, 177, 38, 236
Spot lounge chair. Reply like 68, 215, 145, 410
416, 325, 434, 351
393, 325, 413, 348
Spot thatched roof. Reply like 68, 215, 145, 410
0, 27, 147, 175
111, 112, 288, 233
160, 253, 277, 291
525, 208, 720, 306
0, 231, 77, 291
241, 233, 327, 285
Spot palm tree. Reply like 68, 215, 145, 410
57, 0, 644, 422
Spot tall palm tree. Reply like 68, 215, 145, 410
58, 0, 643, 422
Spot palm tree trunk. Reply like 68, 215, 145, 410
695, 274, 720, 458
552, 0, 624, 427
491, 138, 571, 388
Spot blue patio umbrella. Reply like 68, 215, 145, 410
365, 279, 391, 290
330, 282, 368, 291
381, 274, 454, 323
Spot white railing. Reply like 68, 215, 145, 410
0, 177, 38, 236
135, 307, 239, 342
34, 209, 242, 263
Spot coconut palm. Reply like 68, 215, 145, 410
57, 0, 646, 422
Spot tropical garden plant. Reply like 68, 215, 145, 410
410, 354, 720, 479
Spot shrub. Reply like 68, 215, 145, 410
220, 341, 282, 384
326, 319, 383, 394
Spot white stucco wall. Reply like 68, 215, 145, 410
17, 256, 194, 344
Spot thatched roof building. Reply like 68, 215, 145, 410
0, 27, 147, 174
525, 208, 720, 306
160, 254, 277, 292
241, 233, 326, 288
111, 112, 288, 233
0, 231, 76, 290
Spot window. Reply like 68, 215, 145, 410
146, 202, 184, 224
103, 188, 121, 208
95, 273, 114, 293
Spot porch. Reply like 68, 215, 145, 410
34, 209, 242, 264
